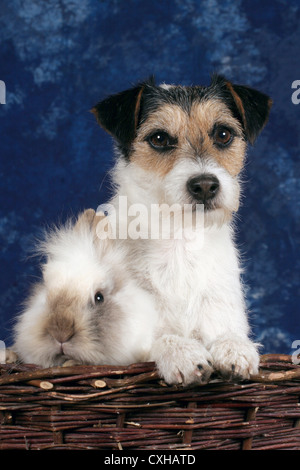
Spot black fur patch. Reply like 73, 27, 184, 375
138, 83, 206, 122
207, 74, 272, 144
92, 74, 272, 158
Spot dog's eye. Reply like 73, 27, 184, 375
214, 127, 233, 146
94, 292, 104, 304
147, 131, 176, 150
149, 132, 170, 148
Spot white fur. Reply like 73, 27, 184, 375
110, 155, 260, 384
12, 213, 158, 368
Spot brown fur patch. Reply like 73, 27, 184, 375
74, 209, 96, 232
225, 81, 247, 131
46, 291, 78, 344
130, 100, 246, 177
74, 208, 112, 248
134, 85, 145, 130
130, 104, 186, 176
190, 100, 246, 176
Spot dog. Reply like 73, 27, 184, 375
92, 74, 272, 385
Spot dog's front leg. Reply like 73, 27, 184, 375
196, 266, 261, 381
150, 334, 214, 385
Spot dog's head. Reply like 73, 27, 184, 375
92, 75, 272, 225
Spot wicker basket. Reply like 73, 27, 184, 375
0, 354, 299, 450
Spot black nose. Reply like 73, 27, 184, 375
187, 175, 220, 202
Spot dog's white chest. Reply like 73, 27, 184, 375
136, 225, 240, 332
149, 236, 210, 297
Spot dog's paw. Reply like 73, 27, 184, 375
208, 334, 260, 380
151, 335, 213, 385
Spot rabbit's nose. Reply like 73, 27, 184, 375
47, 315, 75, 345
54, 330, 74, 345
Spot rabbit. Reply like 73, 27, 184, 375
10, 209, 158, 368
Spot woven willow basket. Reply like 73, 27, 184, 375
0, 354, 299, 450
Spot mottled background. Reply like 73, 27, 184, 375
0, 0, 299, 354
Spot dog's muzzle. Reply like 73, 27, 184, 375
187, 174, 220, 207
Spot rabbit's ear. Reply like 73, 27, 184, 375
73, 208, 114, 245
74, 209, 96, 232
92, 211, 106, 231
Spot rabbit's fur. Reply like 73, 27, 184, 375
11, 210, 157, 368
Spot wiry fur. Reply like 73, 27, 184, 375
92, 75, 272, 384
12, 210, 157, 368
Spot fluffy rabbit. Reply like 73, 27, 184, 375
10, 209, 157, 368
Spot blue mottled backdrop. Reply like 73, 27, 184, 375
0, 0, 299, 354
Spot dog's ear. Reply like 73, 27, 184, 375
211, 74, 272, 144
91, 77, 155, 149
225, 79, 272, 144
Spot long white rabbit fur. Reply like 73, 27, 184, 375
11, 209, 157, 368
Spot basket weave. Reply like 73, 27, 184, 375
0, 354, 299, 450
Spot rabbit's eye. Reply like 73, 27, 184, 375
94, 292, 104, 303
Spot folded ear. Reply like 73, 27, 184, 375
225, 80, 273, 144
74, 209, 96, 232
91, 77, 155, 150
93, 210, 114, 249
74, 208, 113, 247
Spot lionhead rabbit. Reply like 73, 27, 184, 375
11, 209, 157, 368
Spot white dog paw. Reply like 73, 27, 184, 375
151, 335, 213, 385
208, 334, 260, 380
